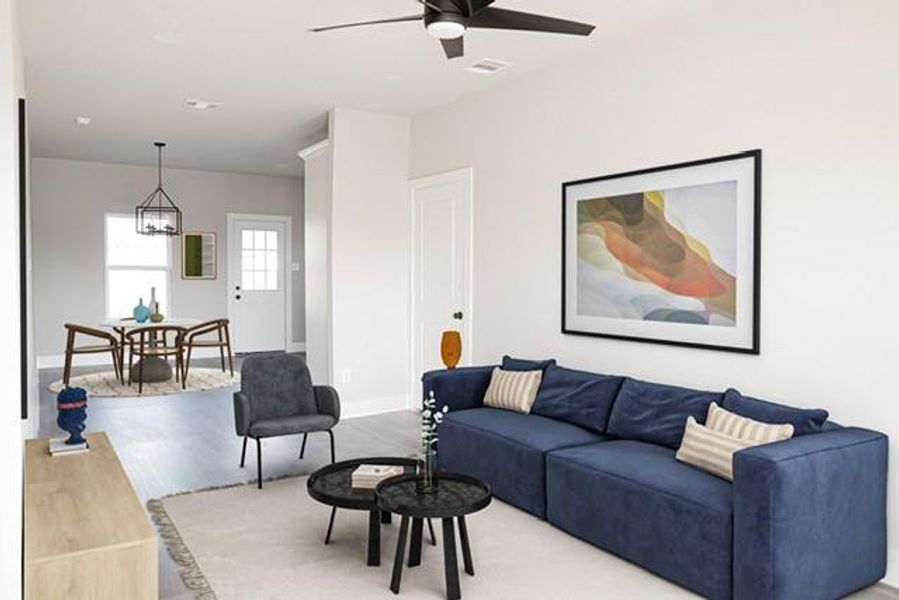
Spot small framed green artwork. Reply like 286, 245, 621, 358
182, 232, 217, 280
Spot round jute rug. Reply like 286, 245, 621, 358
48, 368, 240, 398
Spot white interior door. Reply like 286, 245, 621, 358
411, 169, 473, 398
228, 216, 288, 353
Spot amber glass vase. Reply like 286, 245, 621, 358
440, 330, 462, 369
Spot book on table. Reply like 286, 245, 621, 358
49, 437, 90, 456
352, 464, 405, 489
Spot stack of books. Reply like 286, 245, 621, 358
49, 437, 90, 457
352, 464, 404, 489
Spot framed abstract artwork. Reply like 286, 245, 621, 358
181, 232, 217, 279
562, 150, 761, 354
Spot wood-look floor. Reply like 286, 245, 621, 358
37, 356, 419, 600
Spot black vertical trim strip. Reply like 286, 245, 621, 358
18, 98, 27, 420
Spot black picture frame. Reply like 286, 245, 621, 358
561, 149, 761, 354
19, 98, 28, 419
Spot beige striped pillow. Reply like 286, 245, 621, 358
676, 417, 757, 481
705, 402, 794, 443
483, 368, 543, 414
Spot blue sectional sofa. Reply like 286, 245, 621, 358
424, 358, 888, 600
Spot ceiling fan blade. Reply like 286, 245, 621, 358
440, 36, 464, 60
467, 7, 594, 36
465, 0, 495, 16
416, 0, 443, 12
310, 14, 422, 33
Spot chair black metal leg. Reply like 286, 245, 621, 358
408, 518, 423, 567
324, 507, 337, 545
239, 436, 248, 468
390, 515, 410, 594
299, 433, 307, 459
458, 516, 474, 576
428, 518, 437, 546
328, 429, 335, 463
255, 437, 263, 490
442, 517, 461, 600
381, 510, 392, 524
367, 510, 381, 566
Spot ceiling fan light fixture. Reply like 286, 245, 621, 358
427, 19, 466, 40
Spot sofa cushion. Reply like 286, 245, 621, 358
483, 368, 543, 414
606, 378, 722, 449
437, 408, 605, 518
531, 366, 624, 434
706, 402, 794, 442
546, 441, 733, 600
501, 355, 556, 372
723, 388, 829, 436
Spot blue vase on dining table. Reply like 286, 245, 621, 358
133, 298, 150, 323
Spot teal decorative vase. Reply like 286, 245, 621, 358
133, 298, 150, 323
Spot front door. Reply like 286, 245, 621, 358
411, 168, 473, 401
228, 216, 287, 353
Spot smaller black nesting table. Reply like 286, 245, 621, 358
307, 457, 436, 566
377, 473, 492, 600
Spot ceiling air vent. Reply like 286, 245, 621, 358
184, 98, 223, 111
467, 58, 511, 75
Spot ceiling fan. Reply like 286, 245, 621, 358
310, 0, 595, 60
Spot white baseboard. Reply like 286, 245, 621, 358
37, 348, 224, 370
287, 342, 307, 353
342, 395, 410, 419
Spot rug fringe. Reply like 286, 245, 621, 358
147, 474, 311, 598
147, 498, 218, 600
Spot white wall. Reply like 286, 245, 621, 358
410, 0, 899, 586
330, 108, 411, 414
0, 0, 24, 593
302, 140, 333, 385
30, 158, 305, 359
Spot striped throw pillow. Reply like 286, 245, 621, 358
483, 368, 543, 414
705, 402, 794, 443
676, 417, 757, 481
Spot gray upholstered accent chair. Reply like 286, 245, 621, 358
234, 354, 340, 489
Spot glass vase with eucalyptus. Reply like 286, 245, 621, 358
418, 391, 448, 495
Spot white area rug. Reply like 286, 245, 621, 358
149, 476, 696, 600
49, 368, 240, 397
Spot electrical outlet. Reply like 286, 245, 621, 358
341, 369, 352, 384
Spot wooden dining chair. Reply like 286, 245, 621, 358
181, 319, 233, 389
125, 326, 186, 394
63, 324, 123, 386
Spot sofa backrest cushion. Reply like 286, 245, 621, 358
501, 355, 557, 372
607, 378, 722, 449
531, 366, 624, 433
722, 388, 829, 436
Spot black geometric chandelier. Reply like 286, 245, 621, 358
136, 141, 182, 236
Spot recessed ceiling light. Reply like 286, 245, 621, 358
74, 116, 91, 125
184, 98, 223, 111
467, 58, 511, 76
153, 31, 185, 45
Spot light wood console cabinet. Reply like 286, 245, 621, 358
25, 432, 157, 599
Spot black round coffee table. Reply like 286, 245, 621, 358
377, 473, 492, 600
307, 457, 436, 566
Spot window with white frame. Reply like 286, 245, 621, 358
105, 214, 171, 318
241, 229, 279, 291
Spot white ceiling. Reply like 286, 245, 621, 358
21, 1, 706, 177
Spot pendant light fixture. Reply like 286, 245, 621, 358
136, 141, 182, 236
